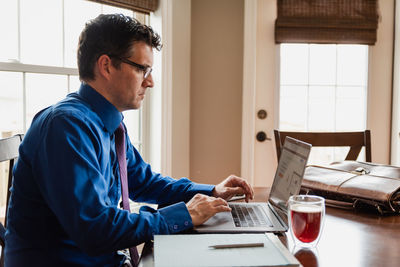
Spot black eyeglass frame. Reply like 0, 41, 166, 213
108, 55, 152, 79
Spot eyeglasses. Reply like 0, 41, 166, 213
109, 55, 152, 79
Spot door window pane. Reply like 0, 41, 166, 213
337, 45, 368, 86
280, 44, 309, 85
336, 86, 366, 131
308, 147, 350, 166
280, 44, 368, 164
309, 45, 336, 85
20, 0, 63, 66
308, 86, 335, 131
280, 86, 308, 131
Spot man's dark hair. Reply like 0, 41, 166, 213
77, 13, 162, 81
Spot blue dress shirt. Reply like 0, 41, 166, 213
5, 83, 214, 266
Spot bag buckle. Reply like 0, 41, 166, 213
353, 167, 370, 175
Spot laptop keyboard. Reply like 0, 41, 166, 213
230, 204, 273, 227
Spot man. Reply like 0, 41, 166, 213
5, 14, 253, 266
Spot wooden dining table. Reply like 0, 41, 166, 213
139, 187, 400, 267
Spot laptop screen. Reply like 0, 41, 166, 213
269, 136, 311, 212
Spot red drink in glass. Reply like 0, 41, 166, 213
288, 195, 325, 247
290, 204, 322, 243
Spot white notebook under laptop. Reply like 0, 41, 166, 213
195, 136, 311, 233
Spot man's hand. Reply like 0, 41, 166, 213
186, 194, 231, 226
212, 175, 254, 202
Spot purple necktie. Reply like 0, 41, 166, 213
115, 123, 140, 266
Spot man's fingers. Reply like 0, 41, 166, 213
241, 180, 254, 200
211, 197, 229, 207
211, 197, 231, 213
228, 176, 254, 200
187, 194, 233, 226
213, 204, 231, 213
231, 179, 253, 201
239, 179, 254, 198
226, 187, 245, 197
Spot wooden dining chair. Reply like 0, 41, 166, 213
0, 134, 23, 266
274, 130, 371, 162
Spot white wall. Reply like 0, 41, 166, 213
190, 0, 244, 184
367, 0, 394, 164
148, 9, 163, 173
391, 0, 400, 166
160, 0, 191, 178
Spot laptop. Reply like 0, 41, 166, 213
195, 136, 311, 233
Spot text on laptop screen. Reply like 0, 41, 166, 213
269, 137, 311, 211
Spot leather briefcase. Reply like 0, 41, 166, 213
301, 161, 400, 214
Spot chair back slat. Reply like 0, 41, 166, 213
0, 224, 5, 247
274, 130, 372, 162
0, 135, 22, 162
346, 146, 363, 161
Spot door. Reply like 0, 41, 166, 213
241, 0, 372, 187
241, 0, 278, 187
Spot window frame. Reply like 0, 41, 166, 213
279, 43, 369, 132
0, 0, 157, 214
0, 0, 148, 155
278, 43, 370, 164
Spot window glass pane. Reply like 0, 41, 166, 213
20, 0, 63, 66
64, 0, 102, 68
337, 45, 368, 86
25, 73, 68, 129
308, 86, 335, 131
333, 147, 351, 162
355, 147, 366, 161
0, 1, 18, 61
123, 110, 141, 148
69, 75, 81, 93
309, 44, 336, 85
279, 44, 368, 165
308, 147, 349, 166
0, 72, 23, 136
335, 86, 366, 131
280, 86, 307, 131
280, 44, 309, 85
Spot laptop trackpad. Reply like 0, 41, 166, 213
202, 211, 233, 226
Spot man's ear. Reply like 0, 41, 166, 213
96, 54, 114, 80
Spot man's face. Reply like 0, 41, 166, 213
109, 41, 154, 111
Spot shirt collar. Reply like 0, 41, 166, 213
78, 83, 122, 133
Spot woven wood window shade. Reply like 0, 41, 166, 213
275, 0, 380, 45
89, 0, 158, 14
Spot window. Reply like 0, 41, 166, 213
279, 44, 369, 165
0, 0, 149, 219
